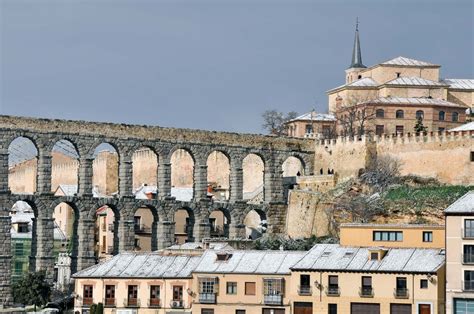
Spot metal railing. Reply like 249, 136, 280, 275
199, 293, 216, 304
124, 298, 140, 307
81, 298, 93, 306
359, 287, 374, 298
148, 298, 161, 307
462, 228, 474, 239
326, 286, 340, 296
170, 300, 184, 308
297, 285, 312, 295
462, 254, 474, 264
264, 294, 283, 305
104, 298, 116, 307
134, 224, 152, 234
463, 281, 474, 292
394, 288, 409, 299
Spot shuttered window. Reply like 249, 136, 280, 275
245, 282, 256, 295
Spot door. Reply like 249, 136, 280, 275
294, 302, 312, 314
262, 309, 285, 314
418, 304, 431, 314
390, 304, 411, 314
351, 303, 380, 314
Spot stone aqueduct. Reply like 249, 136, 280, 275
0, 115, 315, 304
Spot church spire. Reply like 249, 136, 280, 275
349, 17, 366, 69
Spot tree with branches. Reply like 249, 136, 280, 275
261, 110, 298, 135
12, 270, 51, 310
335, 96, 376, 137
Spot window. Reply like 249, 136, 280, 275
439, 111, 445, 121
201, 309, 214, 314
395, 125, 404, 134
361, 276, 373, 296
150, 285, 160, 306
396, 110, 404, 119
83, 285, 93, 304
236, 310, 246, 314
396, 72, 401, 78
362, 276, 372, 288
452, 112, 459, 122
464, 271, 474, 291
420, 279, 428, 289
105, 285, 115, 306
471, 152, 474, 162
396, 277, 407, 289
128, 285, 138, 305
423, 231, 433, 242
263, 278, 284, 296
305, 124, 313, 134
375, 125, 384, 136
438, 127, 445, 132
370, 252, 378, 260
227, 282, 237, 294
329, 304, 338, 314
464, 220, 474, 238
199, 278, 217, 294
245, 282, 256, 295
14, 261, 23, 274
373, 231, 403, 242
17, 223, 29, 233
376, 109, 385, 118
134, 216, 141, 229
14, 242, 24, 255
464, 245, 474, 264
416, 110, 424, 119
173, 285, 183, 301
328, 275, 339, 296
322, 125, 332, 138
358, 75, 362, 79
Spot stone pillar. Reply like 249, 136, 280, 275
37, 152, 52, 194
34, 211, 55, 279
78, 157, 93, 196
77, 217, 96, 271
0, 208, 12, 306
229, 223, 246, 239
0, 149, 9, 193
157, 221, 175, 249
193, 219, 211, 242
264, 159, 284, 203
157, 157, 172, 198
193, 161, 208, 201
151, 220, 158, 251
118, 219, 135, 252
229, 158, 243, 202
119, 156, 133, 197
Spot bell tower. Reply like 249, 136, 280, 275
345, 18, 367, 84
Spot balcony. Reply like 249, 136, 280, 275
81, 298, 93, 306
124, 298, 140, 307
109, 223, 115, 232
463, 281, 474, 292
394, 288, 409, 299
134, 224, 152, 234
298, 285, 312, 296
264, 294, 283, 305
462, 228, 474, 239
104, 298, 116, 307
359, 287, 374, 298
148, 298, 161, 308
171, 300, 184, 308
326, 286, 340, 297
462, 254, 474, 265
199, 293, 216, 304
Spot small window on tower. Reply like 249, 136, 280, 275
396, 72, 401, 78
471, 152, 474, 162
358, 75, 362, 79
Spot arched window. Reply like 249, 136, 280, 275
416, 110, 424, 120
452, 112, 459, 122
376, 109, 385, 118
396, 110, 404, 119
439, 111, 445, 121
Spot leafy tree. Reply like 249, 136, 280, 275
261, 110, 298, 135
12, 270, 51, 310
414, 116, 427, 134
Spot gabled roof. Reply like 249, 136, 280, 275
55, 184, 78, 196
381, 56, 438, 67
442, 79, 474, 90
347, 77, 378, 87
449, 122, 474, 132
288, 112, 336, 122
291, 244, 445, 274
444, 191, 474, 214
385, 76, 447, 87
363, 97, 467, 108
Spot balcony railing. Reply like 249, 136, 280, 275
326, 286, 340, 297
199, 293, 216, 304
124, 298, 140, 307
264, 294, 283, 305
104, 298, 116, 307
148, 298, 161, 308
463, 254, 474, 264
359, 287, 374, 298
463, 281, 474, 292
298, 285, 312, 296
134, 224, 152, 234
109, 223, 114, 232
171, 300, 184, 308
394, 288, 409, 299
462, 228, 474, 239
82, 297, 93, 306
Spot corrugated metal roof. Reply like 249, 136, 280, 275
381, 56, 437, 67
194, 250, 306, 275
449, 122, 474, 132
443, 79, 474, 90
167, 242, 233, 251
444, 191, 474, 214
289, 112, 336, 122
341, 223, 444, 229
364, 97, 466, 108
385, 76, 447, 86
73, 252, 203, 278
291, 244, 444, 273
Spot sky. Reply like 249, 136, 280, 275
1, 0, 473, 134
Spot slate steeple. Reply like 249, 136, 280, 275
349, 18, 366, 69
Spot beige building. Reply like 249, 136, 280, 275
445, 191, 474, 314
285, 111, 336, 139
340, 223, 445, 249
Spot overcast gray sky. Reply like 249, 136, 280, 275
1, 0, 473, 134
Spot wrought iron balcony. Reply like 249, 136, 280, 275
199, 293, 216, 304
124, 298, 140, 307
104, 298, 116, 307
326, 286, 340, 297
359, 287, 374, 298
297, 285, 312, 296
264, 294, 283, 305
148, 298, 161, 308
394, 288, 409, 299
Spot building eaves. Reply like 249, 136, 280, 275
444, 191, 474, 214
443, 79, 474, 90
362, 97, 468, 108
384, 76, 448, 87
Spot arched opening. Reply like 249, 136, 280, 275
439, 111, 446, 121
92, 143, 119, 197
282, 156, 304, 177
396, 110, 404, 119
132, 147, 158, 199
51, 140, 79, 195
174, 208, 195, 244
8, 137, 38, 194
170, 149, 194, 201
207, 151, 230, 201
416, 110, 424, 120
94, 205, 119, 260
132, 206, 157, 252
209, 209, 230, 238
242, 153, 264, 203
52, 202, 79, 291
244, 209, 267, 240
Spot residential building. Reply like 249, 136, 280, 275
445, 191, 474, 314
285, 111, 336, 139
340, 223, 445, 249
290, 244, 445, 314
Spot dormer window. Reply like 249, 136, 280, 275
216, 252, 232, 261
370, 252, 378, 261
17, 223, 29, 233
396, 72, 401, 78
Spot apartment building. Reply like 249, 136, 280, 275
290, 244, 445, 314
445, 191, 474, 314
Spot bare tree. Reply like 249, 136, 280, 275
262, 110, 298, 135
335, 96, 376, 137
360, 155, 402, 192
334, 193, 385, 223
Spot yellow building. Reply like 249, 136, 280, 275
445, 191, 474, 314
290, 244, 445, 314
340, 223, 445, 249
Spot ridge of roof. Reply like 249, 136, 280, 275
385, 76, 447, 87
381, 56, 439, 67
